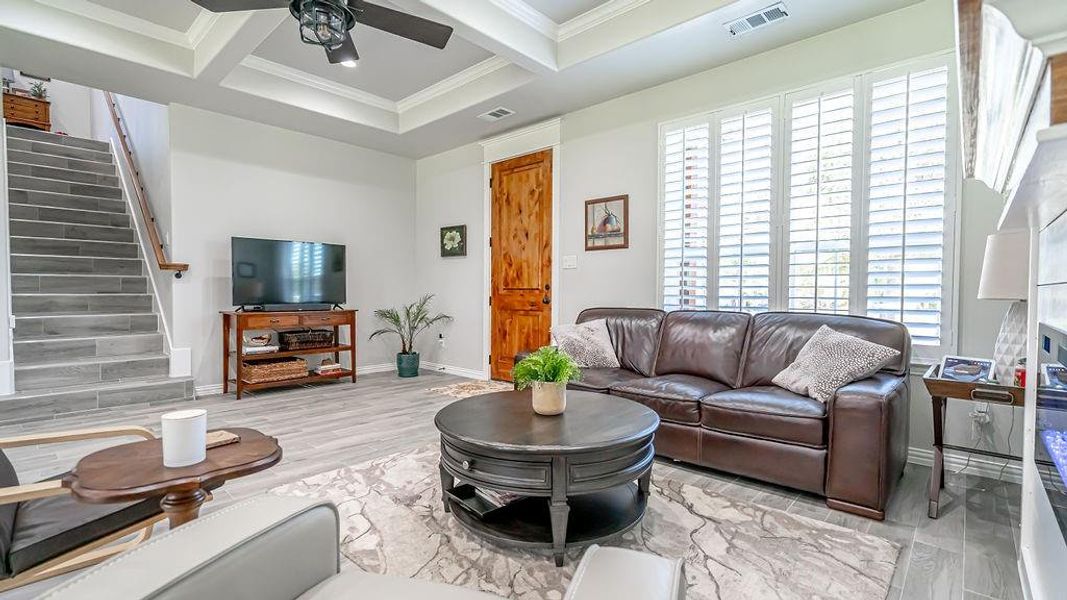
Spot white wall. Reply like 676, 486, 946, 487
89, 92, 176, 335
5, 70, 92, 138
412, 0, 1023, 466
168, 105, 417, 388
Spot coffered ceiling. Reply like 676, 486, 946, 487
0, 0, 924, 157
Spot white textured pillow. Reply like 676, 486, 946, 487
772, 325, 900, 403
551, 320, 620, 369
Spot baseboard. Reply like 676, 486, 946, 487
421, 362, 487, 380
0, 359, 13, 396
908, 446, 1023, 484
194, 383, 223, 397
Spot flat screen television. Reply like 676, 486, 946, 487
231, 237, 346, 308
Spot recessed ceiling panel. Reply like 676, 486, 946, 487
87, 0, 204, 31
252, 16, 493, 101
523, 0, 610, 23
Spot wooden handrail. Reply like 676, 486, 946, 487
102, 91, 188, 278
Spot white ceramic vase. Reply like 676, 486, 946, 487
531, 381, 567, 415
161, 409, 207, 467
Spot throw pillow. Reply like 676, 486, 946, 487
772, 325, 900, 403
551, 320, 620, 369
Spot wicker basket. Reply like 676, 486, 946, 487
279, 329, 335, 351
241, 358, 308, 384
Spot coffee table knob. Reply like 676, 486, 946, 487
461, 460, 472, 470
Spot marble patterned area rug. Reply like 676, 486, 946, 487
429, 380, 513, 398
271, 446, 899, 600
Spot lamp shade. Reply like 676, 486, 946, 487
977, 229, 1029, 300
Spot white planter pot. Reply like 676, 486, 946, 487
531, 381, 567, 416
161, 409, 207, 467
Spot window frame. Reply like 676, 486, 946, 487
655, 52, 961, 364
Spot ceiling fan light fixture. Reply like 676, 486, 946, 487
340, 59, 357, 68
292, 0, 353, 50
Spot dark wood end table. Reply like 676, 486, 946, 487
65, 427, 282, 528
922, 364, 1024, 518
434, 390, 658, 566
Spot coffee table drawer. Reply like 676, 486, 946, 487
441, 442, 550, 491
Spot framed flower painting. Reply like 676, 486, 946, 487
440, 224, 467, 257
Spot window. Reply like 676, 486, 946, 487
864, 66, 951, 347
658, 56, 957, 359
786, 89, 854, 314
661, 124, 710, 311
717, 108, 774, 314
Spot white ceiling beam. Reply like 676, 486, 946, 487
390, 0, 558, 75
192, 10, 288, 84
557, 0, 738, 69
398, 58, 535, 133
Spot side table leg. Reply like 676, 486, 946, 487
928, 395, 945, 519
161, 488, 209, 529
439, 463, 454, 513
549, 500, 570, 567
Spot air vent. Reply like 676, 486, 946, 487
477, 106, 515, 122
725, 2, 789, 37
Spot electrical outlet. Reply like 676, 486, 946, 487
438, 333, 446, 348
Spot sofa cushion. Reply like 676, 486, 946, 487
0, 451, 18, 579
653, 310, 751, 386
610, 374, 728, 424
701, 386, 827, 448
577, 308, 664, 377
740, 312, 911, 388
568, 368, 645, 392
7, 473, 162, 577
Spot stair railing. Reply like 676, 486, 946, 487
102, 91, 188, 278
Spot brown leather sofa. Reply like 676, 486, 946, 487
565, 308, 911, 520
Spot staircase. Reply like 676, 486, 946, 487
3, 125, 194, 423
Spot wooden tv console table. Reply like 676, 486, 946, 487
221, 309, 357, 399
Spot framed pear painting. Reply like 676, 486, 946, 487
585, 195, 629, 251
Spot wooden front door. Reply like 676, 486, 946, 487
490, 149, 553, 381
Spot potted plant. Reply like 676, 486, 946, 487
28, 81, 47, 100
512, 347, 581, 415
369, 294, 452, 378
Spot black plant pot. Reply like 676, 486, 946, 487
396, 352, 420, 377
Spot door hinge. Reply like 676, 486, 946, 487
489, 236, 492, 248
489, 177, 493, 189
488, 295, 492, 306
488, 353, 492, 363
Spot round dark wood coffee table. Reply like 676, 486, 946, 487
65, 427, 282, 528
434, 390, 658, 566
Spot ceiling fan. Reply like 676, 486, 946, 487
190, 0, 454, 66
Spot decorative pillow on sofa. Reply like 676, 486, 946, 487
772, 325, 900, 403
551, 320, 620, 368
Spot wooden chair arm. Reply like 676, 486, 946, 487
0, 426, 155, 449
0, 480, 68, 505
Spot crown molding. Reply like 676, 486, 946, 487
240, 55, 398, 112
557, 0, 654, 41
396, 56, 511, 113
488, 0, 558, 39
34, 0, 213, 48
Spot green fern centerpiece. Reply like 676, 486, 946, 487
512, 347, 581, 415
369, 294, 452, 377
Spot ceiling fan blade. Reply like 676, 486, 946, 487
350, 1, 453, 49
326, 33, 359, 64
189, 0, 289, 12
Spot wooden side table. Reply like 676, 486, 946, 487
65, 427, 282, 528
922, 364, 1024, 518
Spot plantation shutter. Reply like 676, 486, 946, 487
662, 123, 710, 310
717, 108, 774, 313
865, 65, 950, 346
786, 89, 855, 314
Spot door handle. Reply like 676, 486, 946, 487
542, 295, 551, 304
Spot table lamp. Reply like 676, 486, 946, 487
977, 229, 1029, 384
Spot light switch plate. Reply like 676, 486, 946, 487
562, 255, 578, 269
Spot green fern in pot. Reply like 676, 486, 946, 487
512, 346, 581, 415
369, 294, 452, 377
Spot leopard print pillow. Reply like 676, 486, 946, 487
772, 325, 900, 403
551, 320, 620, 369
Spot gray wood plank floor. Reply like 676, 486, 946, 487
0, 372, 1023, 599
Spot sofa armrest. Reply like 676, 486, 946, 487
565, 545, 685, 600
825, 372, 910, 519
39, 495, 341, 600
